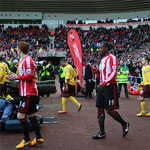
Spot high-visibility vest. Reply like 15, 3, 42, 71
7, 60, 13, 68
60, 66, 65, 78
41, 65, 50, 76
117, 65, 129, 83
142, 66, 145, 81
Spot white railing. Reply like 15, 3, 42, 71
128, 76, 143, 85
37, 50, 66, 57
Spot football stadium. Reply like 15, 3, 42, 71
0, 0, 150, 149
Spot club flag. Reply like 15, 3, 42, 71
67, 29, 83, 86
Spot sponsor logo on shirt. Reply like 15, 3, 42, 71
26, 69, 31, 73
100, 64, 105, 69
146, 70, 149, 73
66, 69, 69, 72
0, 67, 1, 71
19, 69, 23, 75
112, 66, 116, 69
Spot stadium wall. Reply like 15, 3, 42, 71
0, 11, 42, 20
1, 10, 150, 21
43, 10, 150, 22
1, 10, 150, 29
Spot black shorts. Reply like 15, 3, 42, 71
18, 96, 37, 114
96, 84, 119, 109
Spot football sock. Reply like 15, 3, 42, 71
62, 97, 67, 111
98, 111, 105, 133
29, 116, 42, 139
141, 101, 146, 113
68, 96, 78, 105
19, 118, 30, 141
110, 111, 126, 126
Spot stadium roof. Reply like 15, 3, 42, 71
1, 0, 150, 13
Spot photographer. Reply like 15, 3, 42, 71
49, 61, 55, 80
41, 60, 51, 81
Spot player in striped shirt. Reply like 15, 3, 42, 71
92, 42, 129, 139
6, 42, 44, 148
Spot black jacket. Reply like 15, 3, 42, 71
84, 64, 93, 81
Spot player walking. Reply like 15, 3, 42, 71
58, 58, 82, 114
92, 42, 129, 139
137, 56, 150, 117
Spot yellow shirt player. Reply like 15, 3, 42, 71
64, 64, 77, 86
137, 56, 150, 117
58, 58, 82, 114
2, 61, 10, 84
0, 57, 6, 85
140, 65, 150, 86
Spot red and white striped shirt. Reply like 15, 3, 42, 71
18, 55, 38, 96
99, 53, 118, 86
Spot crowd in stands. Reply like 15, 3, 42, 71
55, 24, 150, 76
0, 24, 53, 59
54, 25, 82, 50
0, 23, 150, 77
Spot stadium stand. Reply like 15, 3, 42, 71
54, 24, 150, 76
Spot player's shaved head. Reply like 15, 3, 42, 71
60, 58, 67, 66
60, 58, 66, 63
102, 42, 109, 50
99, 42, 110, 56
